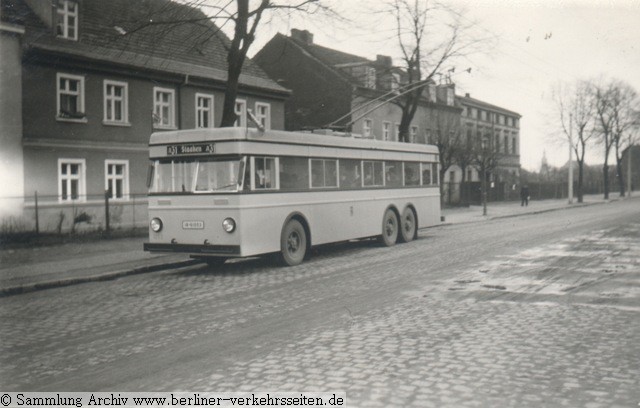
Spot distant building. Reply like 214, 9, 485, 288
621, 144, 640, 194
254, 29, 460, 144
451, 93, 521, 202
0, 0, 288, 230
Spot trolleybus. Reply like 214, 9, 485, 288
144, 128, 441, 266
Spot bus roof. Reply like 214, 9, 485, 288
150, 128, 439, 155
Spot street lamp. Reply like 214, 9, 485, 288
568, 113, 573, 204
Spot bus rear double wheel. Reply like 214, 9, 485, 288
381, 207, 416, 246
280, 219, 307, 266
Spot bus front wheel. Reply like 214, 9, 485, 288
280, 219, 307, 266
380, 209, 399, 246
399, 207, 417, 243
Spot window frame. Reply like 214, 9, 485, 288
255, 102, 271, 130
251, 156, 279, 190
56, 73, 86, 122
382, 121, 391, 141
195, 93, 215, 129
105, 159, 130, 201
56, 0, 78, 41
234, 99, 247, 127
58, 158, 86, 203
309, 158, 339, 189
363, 118, 372, 138
103, 80, 129, 126
153, 87, 176, 129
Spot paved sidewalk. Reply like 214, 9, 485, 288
441, 193, 610, 224
0, 194, 627, 295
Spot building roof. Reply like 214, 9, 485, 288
458, 94, 521, 118
3, 0, 288, 95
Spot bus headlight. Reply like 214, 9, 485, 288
222, 218, 236, 233
150, 217, 163, 232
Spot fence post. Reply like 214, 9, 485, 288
105, 190, 110, 235
34, 191, 39, 235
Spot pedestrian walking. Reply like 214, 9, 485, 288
520, 185, 530, 206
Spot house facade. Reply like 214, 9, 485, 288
254, 29, 460, 146
0, 0, 288, 231
444, 93, 522, 203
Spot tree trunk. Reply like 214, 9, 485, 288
603, 163, 610, 199
616, 158, 626, 197
577, 161, 584, 203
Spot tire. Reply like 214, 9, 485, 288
399, 207, 417, 243
280, 219, 307, 266
380, 208, 399, 247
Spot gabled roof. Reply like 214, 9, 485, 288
4, 0, 287, 94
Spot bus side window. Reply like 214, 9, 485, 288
280, 157, 309, 191
404, 162, 420, 186
421, 162, 432, 186
385, 161, 402, 187
254, 157, 276, 189
339, 159, 361, 189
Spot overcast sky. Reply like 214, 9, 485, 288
241, 0, 640, 171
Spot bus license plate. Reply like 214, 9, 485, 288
182, 220, 204, 229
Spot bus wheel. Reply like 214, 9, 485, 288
399, 207, 416, 243
380, 208, 398, 246
280, 219, 307, 266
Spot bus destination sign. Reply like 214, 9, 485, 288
167, 143, 215, 156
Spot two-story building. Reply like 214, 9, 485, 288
0, 0, 288, 231
254, 29, 460, 145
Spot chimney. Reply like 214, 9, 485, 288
376, 55, 392, 68
465, 93, 470, 98
291, 29, 314, 45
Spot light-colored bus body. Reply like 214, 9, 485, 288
144, 128, 440, 261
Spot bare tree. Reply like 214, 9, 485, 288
454, 128, 476, 205
594, 79, 639, 198
118, 0, 334, 127
387, 0, 485, 142
552, 80, 597, 203
472, 127, 500, 215
423, 109, 462, 205
609, 81, 639, 196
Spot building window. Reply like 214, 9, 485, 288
58, 159, 86, 202
449, 170, 456, 183
103, 80, 128, 125
410, 126, 418, 143
467, 169, 473, 181
363, 118, 372, 138
234, 99, 247, 127
56, 0, 78, 40
383, 122, 391, 141
394, 123, 400, 141
446, 88, 454, 106
57, 73, 85, 121
196, 93, 214, 128
504, 135, 509, 154
105, 160, 129, 200
512, 137, 517, 154
153, 87, 175, 129
255, 102, 271, 130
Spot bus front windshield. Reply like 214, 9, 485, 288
150, 157, 245, 194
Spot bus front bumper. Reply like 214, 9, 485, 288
143, 243, 241, 255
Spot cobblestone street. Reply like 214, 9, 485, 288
1, 200, 639, 407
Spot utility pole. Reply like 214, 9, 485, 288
627, 143, 633, 197
568, 113, 573, 204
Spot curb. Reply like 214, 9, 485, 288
0, 258, 201, 298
